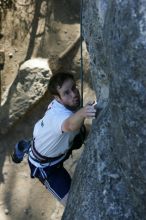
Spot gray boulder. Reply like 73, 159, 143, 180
0, 58, 51, 135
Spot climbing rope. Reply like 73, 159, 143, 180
80, 0, 84, 107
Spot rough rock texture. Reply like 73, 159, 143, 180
62, 1, 146, 219
0, 58, 51, 135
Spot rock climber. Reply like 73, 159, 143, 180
12, 72, 97, 206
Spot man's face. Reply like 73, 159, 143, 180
55, 79, 80, 110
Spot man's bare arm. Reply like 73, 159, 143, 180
62, 103, 96, 132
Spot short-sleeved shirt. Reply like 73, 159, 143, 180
33, 99, 79, 157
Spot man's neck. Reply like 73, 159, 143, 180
55, 99, 79, 112
63, 104, 80, 112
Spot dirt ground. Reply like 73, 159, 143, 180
0, 143, 83, 220
0, 1, 94, 219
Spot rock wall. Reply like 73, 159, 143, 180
62, 1, 146, 219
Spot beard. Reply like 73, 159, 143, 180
64, 100, 80, 112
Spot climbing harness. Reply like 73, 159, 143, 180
80, 0, 84, 107
31, 141, 66, 163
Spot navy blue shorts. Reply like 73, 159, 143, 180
28, 161, 71, 200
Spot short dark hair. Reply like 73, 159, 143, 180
48, 72, 75, 96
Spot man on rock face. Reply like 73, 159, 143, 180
28, 72, 96, 206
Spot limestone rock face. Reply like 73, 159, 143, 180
0, 58, 51, 135
62, 1, 146, 219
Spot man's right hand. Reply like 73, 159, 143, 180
62, 101, 96, 132
81, 101, 97, 119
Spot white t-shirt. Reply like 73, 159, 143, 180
33, 99, 79, 157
